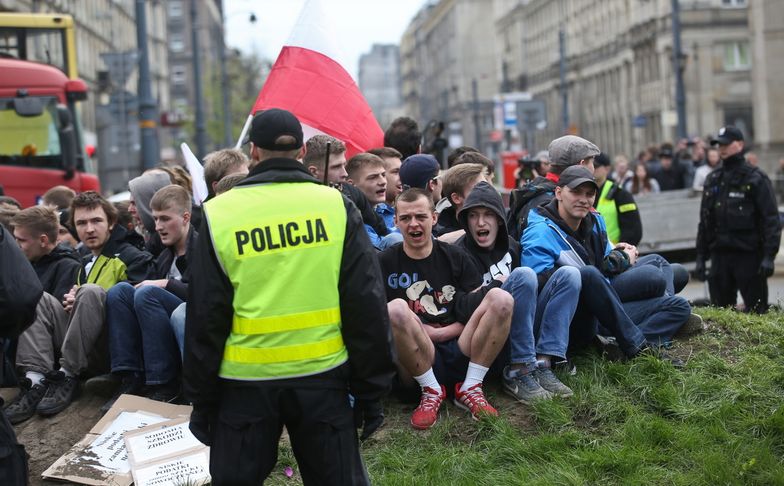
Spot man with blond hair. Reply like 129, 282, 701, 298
203, 149, 249, 200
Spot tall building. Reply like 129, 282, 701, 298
358, 44, 402, 129
496, 0, 756, 158
400, 0, 509, 157
165, 0, 223, 156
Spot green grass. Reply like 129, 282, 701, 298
265, 308, 784, 485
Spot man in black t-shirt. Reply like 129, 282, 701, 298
378, 188, 511, 430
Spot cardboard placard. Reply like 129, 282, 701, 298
42, 394, 192, 486
124, 417, 210, 486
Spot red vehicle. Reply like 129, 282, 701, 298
0, 58, 99, 207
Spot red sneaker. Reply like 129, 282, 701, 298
410, 385, 446, 430
454, 382, 498, 420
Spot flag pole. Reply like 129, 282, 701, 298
235, 114, 254, 149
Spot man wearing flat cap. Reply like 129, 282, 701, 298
184, 108, 395, 484
696, 125, 780, 313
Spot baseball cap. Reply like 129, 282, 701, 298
659, 148, 674, 158
400, 154, 440, 189
246, 108, 303, 150
557, 165, 598, 190
548, 135, 600, 167
594, 152, 611, 167
711, 126, 744, 145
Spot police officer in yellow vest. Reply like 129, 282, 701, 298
184, 109, 395, 485
593, 152, 642, 246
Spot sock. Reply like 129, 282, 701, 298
413, 368, 440, 393
460, 362, 489, 392
26, 371, 45, 387
60, 367, 76, 378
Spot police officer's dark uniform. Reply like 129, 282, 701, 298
696, 126, 781, 313
184, 109, 395, 485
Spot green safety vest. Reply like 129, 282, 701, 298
597, 181, 637, 244
205, 182, 348, 381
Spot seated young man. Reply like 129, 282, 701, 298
368, 147, 404, 233
456, 182, 573, 402
522, 166, 689, 361
104, 185, 196, 409
6, 192, 153, 421
379, 188, 512, 429
346, 152, 388, 248
434, 163, 487, 238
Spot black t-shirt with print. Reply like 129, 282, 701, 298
378, 240, 495, 326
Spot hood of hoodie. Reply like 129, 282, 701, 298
128, 171, 171, 233
32, 243, 83, 298
34, 243, 81, 267
456, 182, 519, 283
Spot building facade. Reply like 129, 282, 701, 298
496, 0, 755, 159
358, 43, 403, 129
400, 0, 514, 157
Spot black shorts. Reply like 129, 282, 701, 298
393, 337, 469, 401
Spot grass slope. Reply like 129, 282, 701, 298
266, 308, 784, 486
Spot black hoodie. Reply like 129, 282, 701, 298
32, 243, 83, 300
456, 181, 521, 285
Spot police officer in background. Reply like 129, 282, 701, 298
695, 126, 781, 313
184, 109, 395, 485
593, 152, 642, 246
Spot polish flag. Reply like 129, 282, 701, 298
239, 0, 384, 157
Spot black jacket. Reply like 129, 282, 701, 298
184, 158, 395, 410
434, 198, 461, 236
32, 244, 83, 300
78, 225, 154, 287
696, 152, 781, 258
456, 181, 521, 284
152, 226, 198, 301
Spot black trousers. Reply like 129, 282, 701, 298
709, 250, 768, 313
210, 383, 369, 486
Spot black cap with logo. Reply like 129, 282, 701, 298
711, 126, 744, 145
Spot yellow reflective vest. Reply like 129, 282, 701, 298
597, 181, 620, 244
204, 182, 349, 381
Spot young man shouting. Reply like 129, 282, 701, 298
379, 188, 512, 429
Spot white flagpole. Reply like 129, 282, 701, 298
235, 114, 254, 149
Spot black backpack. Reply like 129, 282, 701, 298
506, 178, 556, 242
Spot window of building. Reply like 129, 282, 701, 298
169, 34, 185, 52
168, 1, 183, 18
171, 65, 187, 84
721, 0, 746, 7
723, 41, 750, 71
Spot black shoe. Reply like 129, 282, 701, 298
36, 371, 80, 416
3, 378, 48, 424
100, 373, 144, 415
595, 335, 625, 361
145, 382, 180, 404
633, 345, 685, 369
84, 373, 122, 398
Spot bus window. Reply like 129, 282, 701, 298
0, 96, 64, 169
0, 27, 67, 75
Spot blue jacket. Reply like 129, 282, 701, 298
521, 199, 629, 286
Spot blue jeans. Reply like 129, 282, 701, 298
624, 295, 691, 346
533, 266, 580, 361
611, 254, 673, 301
570, 266, 647, 357
501, 267, 538, 366
170, 302, 186, 360
106, 282, 182, 385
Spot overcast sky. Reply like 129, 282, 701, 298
223, 0, 427, 80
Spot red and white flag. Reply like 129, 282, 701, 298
239, 0, 383, 157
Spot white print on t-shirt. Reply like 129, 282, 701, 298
405, 280, 456, 317
482, 252, 513, 286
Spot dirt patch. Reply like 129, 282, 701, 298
3, 388, 105, 485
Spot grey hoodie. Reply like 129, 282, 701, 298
128, 171, 171, 233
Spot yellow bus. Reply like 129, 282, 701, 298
0, 12, 78, 79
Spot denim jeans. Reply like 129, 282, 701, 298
106, 282, 182, 385
611, 254, 673, 301
501, 267, 538, 366
570, 266, 647, 357
170, 302, 186, 360
623, 295, 691, 346
533, 266, 580, 361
